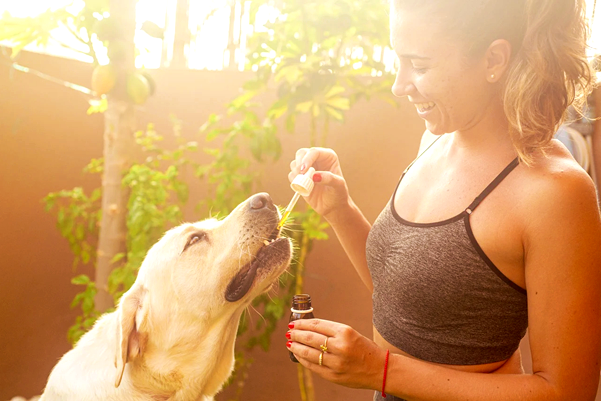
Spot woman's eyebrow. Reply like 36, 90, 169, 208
398, 53, 431, 60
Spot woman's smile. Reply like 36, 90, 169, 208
413, 101, 436, 115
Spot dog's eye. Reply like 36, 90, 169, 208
183, 232, 207, 252
189, 235, 203, 245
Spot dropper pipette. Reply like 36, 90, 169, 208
277, 192, 301, 230
277, 167, 316, 230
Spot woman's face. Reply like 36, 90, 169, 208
390, 5, 496, 135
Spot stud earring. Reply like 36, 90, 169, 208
490, 74, 495, 80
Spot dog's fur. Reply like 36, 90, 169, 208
40, 193, 292, 401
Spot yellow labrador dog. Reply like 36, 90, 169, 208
40, 193, 292, 401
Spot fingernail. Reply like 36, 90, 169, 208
286, 331, 291, 339
286, 341, 292, 348
312, 173, 322, 183
300, 163, 306, 172
288, 322, 295, 329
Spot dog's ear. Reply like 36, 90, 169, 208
114, 285, 148, 388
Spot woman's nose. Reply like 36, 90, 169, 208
391, 66, 415, 97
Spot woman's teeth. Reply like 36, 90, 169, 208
415, 102, 435, 112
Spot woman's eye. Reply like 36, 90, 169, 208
412, 65, 428, 74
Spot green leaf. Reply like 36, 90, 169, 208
325, 85, 345, 98
267, 100, 288, 120
140, 20, 164, 39
325, 97, 350, 110
71, 274, 90, 285
295, 101, 312, 113
325, 106, 344, 121
110, 252, 126, 264
285, 113, 296, 133
87, 97, 108, 115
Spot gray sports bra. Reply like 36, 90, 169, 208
367, 138, 528, 365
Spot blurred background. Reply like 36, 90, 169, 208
0, 1, 600, 400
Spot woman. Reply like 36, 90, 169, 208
286, 0, 601, 399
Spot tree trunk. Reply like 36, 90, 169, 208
171, 0, 190, 68
95, 0, 137, 312
226, 0, 238, 70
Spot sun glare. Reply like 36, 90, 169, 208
2, 0, 601, 70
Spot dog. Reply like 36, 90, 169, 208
40, 193, 293, 401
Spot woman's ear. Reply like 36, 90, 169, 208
114, 285, 149, 388
485, 39, 512, 82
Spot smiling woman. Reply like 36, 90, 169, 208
285, 0, 601, 400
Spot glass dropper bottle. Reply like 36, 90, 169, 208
289, 294, 315, 363
277, 167, 316, 230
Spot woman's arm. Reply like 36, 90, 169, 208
323, 198, 374, 293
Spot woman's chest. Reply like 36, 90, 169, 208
389, 163, 526, 290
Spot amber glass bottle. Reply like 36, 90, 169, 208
289, 294, 315, 363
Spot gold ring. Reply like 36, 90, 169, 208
319, 351, 324, 366
320, 336, 329, 353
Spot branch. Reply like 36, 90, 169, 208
61, 20, 91, 48
49, 34, 93, 58
61, 23, 99, 65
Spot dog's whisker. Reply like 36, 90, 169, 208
249, 304, 267, 324
244, 305, 253, 326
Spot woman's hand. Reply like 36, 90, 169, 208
288, 147, 350, 219
286, 318, 387, 390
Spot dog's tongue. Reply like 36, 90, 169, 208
225, 250, 265, 302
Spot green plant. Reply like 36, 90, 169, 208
44, 120, 198, 343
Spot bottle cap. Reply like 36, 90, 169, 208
290, 167, 316, 197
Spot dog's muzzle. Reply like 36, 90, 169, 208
224, 194, 292, 302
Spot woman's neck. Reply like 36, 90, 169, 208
445, 104, 516, 162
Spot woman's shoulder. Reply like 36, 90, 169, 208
515, 139, 599, 227
520, 139, 595, 190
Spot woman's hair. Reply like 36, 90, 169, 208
394, 0, 594, 165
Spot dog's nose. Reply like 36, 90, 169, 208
249, 193, 273, 210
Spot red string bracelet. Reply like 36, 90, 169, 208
382, 349, 390, 398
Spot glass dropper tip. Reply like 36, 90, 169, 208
278, 167, 315, 230
277, 192, 301, 229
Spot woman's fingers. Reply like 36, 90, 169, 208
294, 147, 337, 173
289, 318, 342, 337
288, 341, 323, 364
289, 330, 333, 353
295, 354, 332, 376
295, 148, 310, 172
288, 340, 336, 370
311, 171, 344, 189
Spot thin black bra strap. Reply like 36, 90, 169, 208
466, 157, 520, 214
403, 134, 443, 174
390, 135, 443, 204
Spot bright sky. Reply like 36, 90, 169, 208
0, 0, 258, 70
1, 0, 601, 70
